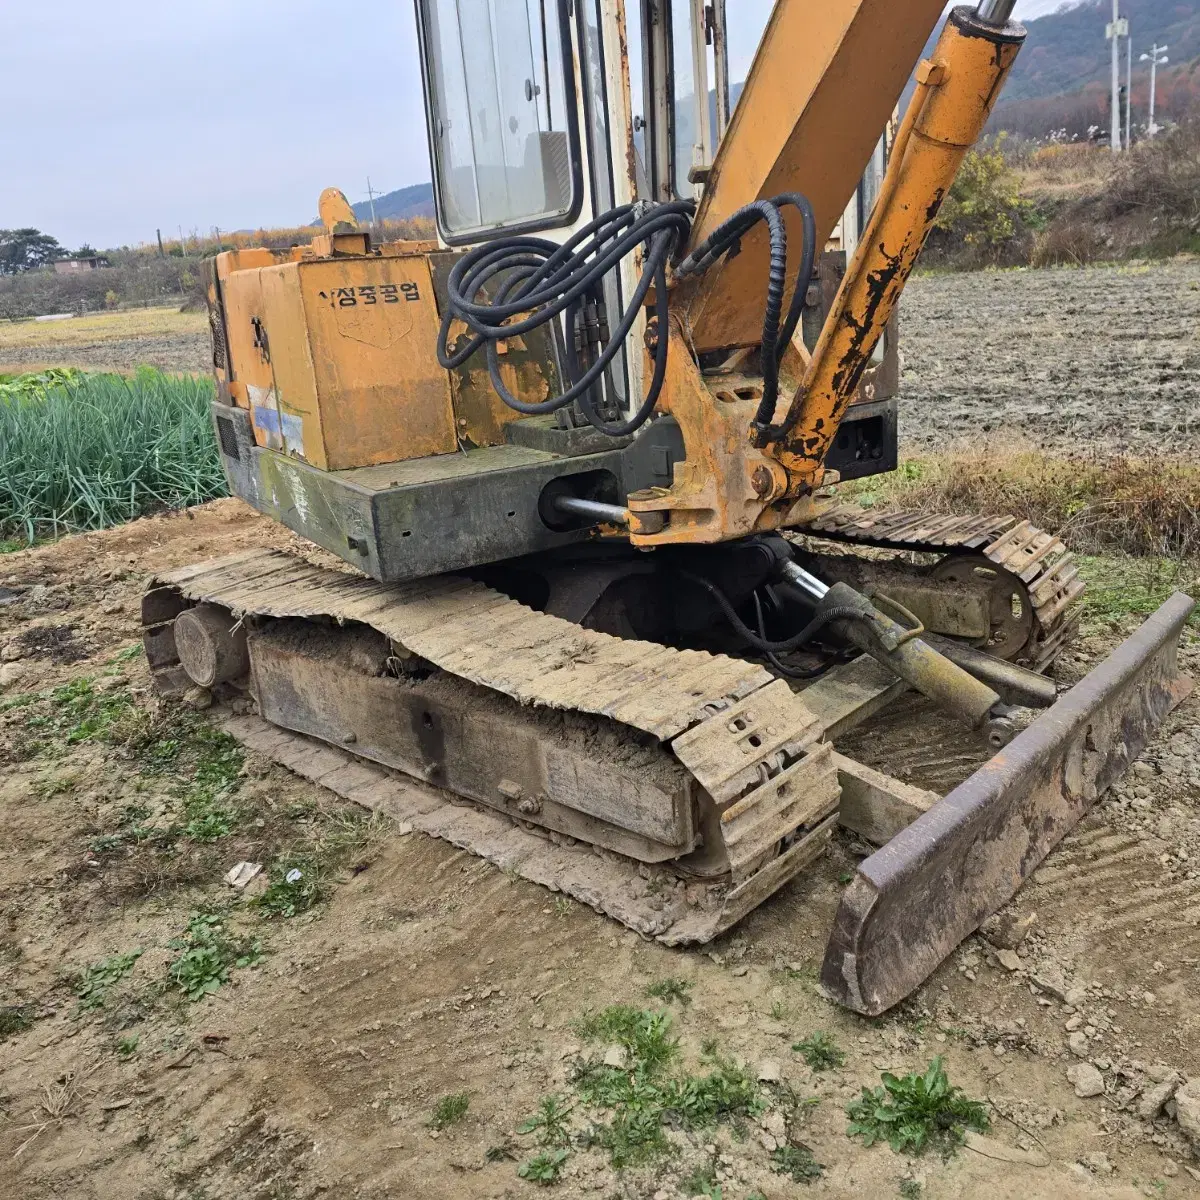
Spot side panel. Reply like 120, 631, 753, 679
299, 257, 458, 470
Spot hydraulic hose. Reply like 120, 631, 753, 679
437, 203, 693, 436
680, 570, 867, 654
675, 192, 817, 446
752, 591, 827, 679
438, 192, 817, 443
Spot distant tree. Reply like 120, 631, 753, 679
74, 243, 98, 259
0, 228, 66, 274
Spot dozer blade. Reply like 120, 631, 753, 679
821, 592, 1195, 1016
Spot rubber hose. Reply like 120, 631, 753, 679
680, 570, 869, 654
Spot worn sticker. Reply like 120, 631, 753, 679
248, 384, 305, 458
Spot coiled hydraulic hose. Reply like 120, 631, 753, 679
438, 203, 693, 437
438, 193, 816, 443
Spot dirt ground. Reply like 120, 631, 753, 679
0, 309, 211, 376
2, 262, 1200, 1199
1, 500, 1198, 1200
900, 258, 1200, 454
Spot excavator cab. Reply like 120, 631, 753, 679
158, 0, 1195, 1017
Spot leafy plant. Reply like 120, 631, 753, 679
899, 1182, 923, 1199
934, 134, 1040, 255
681, 1160, 722, 1199
116, 1034, 139, 1058
0, 369, 225, 543
518, 1148, 569, 1184
644, 977, 692, 1007
845, 1057, 989, 1157
793, 1031, 846, 1071
430, 1091, 470, 1130
771, 1143, 823, 1183
77, 950, 142, 1010
167, 912, 262, 1002
518, 1094, 574, 1147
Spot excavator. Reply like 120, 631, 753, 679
141, 0, 1194, 1016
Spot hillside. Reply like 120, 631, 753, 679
350, 181, 434, 223
991, 0, 1200, 135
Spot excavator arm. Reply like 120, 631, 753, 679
632, 0, 1028, 536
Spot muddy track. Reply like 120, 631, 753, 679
899, 259, 1200, 453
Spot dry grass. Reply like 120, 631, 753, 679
1017, 143, 1113, 200
0, 308, 207, 352
847, 446, 1200, 627
850, 446, 1200, 560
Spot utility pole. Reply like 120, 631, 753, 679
1106, 0, 1128, 152
1125, 22, 1133, 149
366, 177, 379, 237
1141, 44, 1169, 137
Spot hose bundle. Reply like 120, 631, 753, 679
437, 203, 693, 436
437, 192, 816, 443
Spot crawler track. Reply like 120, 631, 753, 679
797, 505, 1086, 669
142, 549, 841, 944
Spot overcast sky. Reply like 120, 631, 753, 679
2, 0, 1074, 251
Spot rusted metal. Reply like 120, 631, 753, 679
142, 549, 839, 938
923, 632, 1058, 709
821, 591, 1196, 1016
773, 11, 1026, 490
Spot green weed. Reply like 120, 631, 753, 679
0, 1005, 33, 1039
518, 1094, 574, 1147
51, 677, 133, 745
571, 1006, 762, 1168
793, 1031, 846, 1071
771, 1143, 823, 1183
899, 1182, 923, 1199
116, 1034, 139, 1058
681, 1160, 722, 1198
167, 912, 262, 1002
430, 1091, 470, 1130
255, 858, 327, 919
77, 950, 142, 1010
644, 977, 693, 1007
518, 1149, 569, 1184
845, 1056, 988, 1157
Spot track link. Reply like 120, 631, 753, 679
142, 550, 841, 944
796, 505, 1086, 670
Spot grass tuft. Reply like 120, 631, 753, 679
430, 1091, 470, 1130
845, 1056, 988, 1157
644, 976, 693, 1006
0, 1005, 34, 1040
792, 1031, 846, 1072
